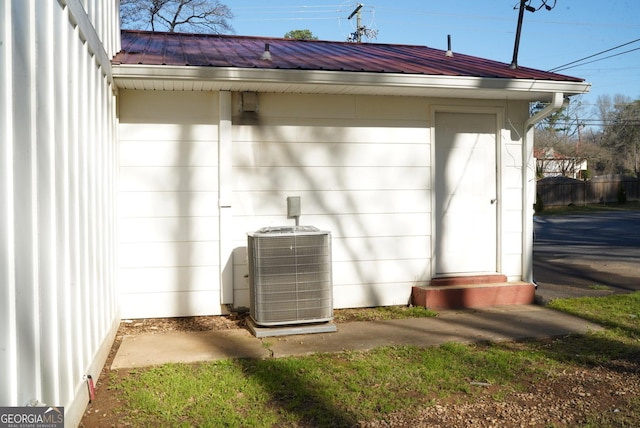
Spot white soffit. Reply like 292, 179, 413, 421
112, 65, 591, 101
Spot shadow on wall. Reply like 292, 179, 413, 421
231, 93, 432, 310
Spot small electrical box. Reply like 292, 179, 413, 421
287, 196, 301, 219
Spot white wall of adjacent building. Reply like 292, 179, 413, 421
0, 1, 120, 426
117, 89, 531, 317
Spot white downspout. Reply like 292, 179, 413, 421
522, 92, 564, 284
525, 92, 565, 131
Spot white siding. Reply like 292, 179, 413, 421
0, 1, 119, 427
117, 91, 531, 313
231, 93, 433, 308
118, 90, 222, 318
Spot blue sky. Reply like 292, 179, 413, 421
228, 0, 640, 120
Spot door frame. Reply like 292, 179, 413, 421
430, 105, 504, 278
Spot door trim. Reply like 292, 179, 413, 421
430, 105, 504, 278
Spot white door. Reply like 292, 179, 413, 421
435, 112, 497, 275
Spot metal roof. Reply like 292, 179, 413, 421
114, 30, 582, 82
112, 30, 590, 100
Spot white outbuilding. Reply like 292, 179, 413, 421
112, 30, 590, 318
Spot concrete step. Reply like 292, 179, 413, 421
412, 281, 535, 310
430, 274, 507, 286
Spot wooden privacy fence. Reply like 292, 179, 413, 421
537, 176, 640, 207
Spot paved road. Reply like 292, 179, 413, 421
533, 210, 640, 302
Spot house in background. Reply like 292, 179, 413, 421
1, 1, 590, 426
535, 147, 588, 179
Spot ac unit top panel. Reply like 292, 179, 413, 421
249, 225, 330, 237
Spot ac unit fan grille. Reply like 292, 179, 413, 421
248, 231, 332, 326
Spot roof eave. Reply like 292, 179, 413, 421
111, 64, 591, 101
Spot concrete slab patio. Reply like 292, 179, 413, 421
112, 304, 603, 369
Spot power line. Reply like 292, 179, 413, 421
548, 38, 640, 72
552, 47, 640, 73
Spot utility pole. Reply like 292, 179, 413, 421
576, 115, 583, 154
510, 0, 527, 69
510, 0, 555, 69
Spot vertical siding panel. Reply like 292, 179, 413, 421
98, 74, 108, 339
106, 0, 114, 55
68, 20, 83, 385
103, 79, 110, 331
55, 3, 74, 404
78, 40, 91, 368
87, 52, 98, 352
109, 81, 116, 324
95, 67, 105, 339
0, 0, 18, 407
109, 87, 116, 320
109, 83, 118, 319
95, 75, 103, 334
35, 1, 61, 406
104, 93, 110, 324
12, 0, 42, 404
95, 63, 103, 342
104, 84, 112, 321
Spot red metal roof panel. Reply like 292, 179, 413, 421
113, 30, 584, 83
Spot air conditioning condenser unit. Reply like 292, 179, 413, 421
247, 226, 333, 327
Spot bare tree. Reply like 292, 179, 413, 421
595, 94, 640, 176
120, 0, 234, 34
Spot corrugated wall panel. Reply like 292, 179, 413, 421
54, 1, 74, 405
36, 0, 60, 405
0, 0, 18, 408
12, 0, 41, 402
0, 1, 120, 427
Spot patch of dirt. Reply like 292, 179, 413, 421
362, 362, 640, 427
117, 313, 248, 335
80, 313, 640, 428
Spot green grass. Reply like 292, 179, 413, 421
115, 343, 543, 427
112, 293, 640, 427
548, 292, 640, 342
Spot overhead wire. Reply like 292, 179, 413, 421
233, 3, 374, 31
548, 38, 640, 72
552, 47, 640, 73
